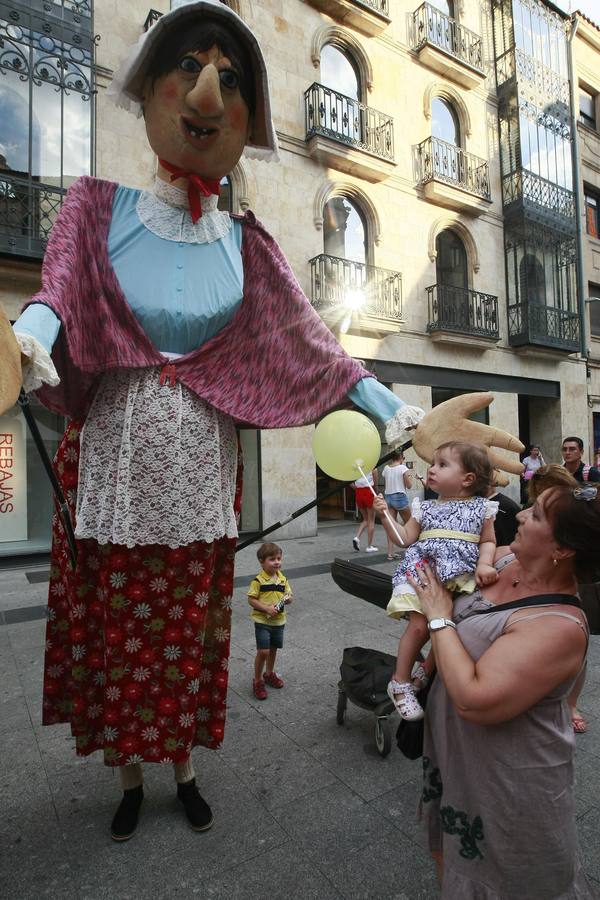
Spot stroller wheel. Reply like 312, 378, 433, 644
375, 716, 392, 757
336, 690, 347, 725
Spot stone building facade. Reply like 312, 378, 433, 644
0, 0, 598, 555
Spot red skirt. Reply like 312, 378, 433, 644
355, 486, 374, 509
42, 420, 242, 766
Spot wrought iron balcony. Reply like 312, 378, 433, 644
354, 0, 389, 12
309, 253, 402, 323
305, 83, 394, 162
502, 169, 575, 235
427, 284, 500, 340
415, 137, 490, 200
305, 1, 390, 36
495, 47, 569, 121
412, 2, 484, 76
144, 9, 162, 31
0, 174, 66, 258
508, 303, 580, 353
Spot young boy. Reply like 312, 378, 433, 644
247, 542, 293, 700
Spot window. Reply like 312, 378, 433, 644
585, 188, 599, 239
320, 44, 361, 101
218, 175, 232, 213
580, 88, 597, 130
436, 229, 467, 289
589, 282, 600, 339
431, 97, 460, 146
520, 253, 547, 306
323, 196, 367, 263
0, 2, 94, 256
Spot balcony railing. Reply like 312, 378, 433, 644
415, 137, 490, 200
427, 284, 499, 340
305, 83, 394, 162
412, 2, 483, 73
354, 0, 389, 12
0, 174, 66, 258
309, 253, 402, 321
508, 302, 580, 352
502, 169, 575, 232
496, 47, 570, 112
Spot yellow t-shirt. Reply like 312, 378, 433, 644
247, 570, 292, 626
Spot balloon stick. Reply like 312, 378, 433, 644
355, 463, 404, 547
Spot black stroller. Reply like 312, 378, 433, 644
331, 558, 398, 757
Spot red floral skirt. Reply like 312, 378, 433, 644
42, 420, 242, 766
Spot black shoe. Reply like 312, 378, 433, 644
177, 778, 214, 832
111, 784, 144, 842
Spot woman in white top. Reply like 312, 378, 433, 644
382, 450, 413, 560
352, 468, 379, 553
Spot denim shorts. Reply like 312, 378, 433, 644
385, 491, 409, 511
254, 623, 285, 650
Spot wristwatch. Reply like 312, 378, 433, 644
427, 617, 456, 633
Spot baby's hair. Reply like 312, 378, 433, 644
257, 542, 282, 562
435, 441, 493, 497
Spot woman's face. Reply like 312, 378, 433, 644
530, 447, 540, 458
142, 44, 251, 179
511, 489, 557, 559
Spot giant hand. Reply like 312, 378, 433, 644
412, 392, 524, 487
0, 303, 22, 416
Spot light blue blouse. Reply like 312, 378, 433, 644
14, 185, 404, 421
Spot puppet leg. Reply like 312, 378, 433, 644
174, 757, 213, 832
111, 764, 144, 842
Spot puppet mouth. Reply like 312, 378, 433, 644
182, 118, 218, 141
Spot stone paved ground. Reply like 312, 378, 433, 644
1, 522, 599, 899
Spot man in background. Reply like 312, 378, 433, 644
561, 436, 600, 483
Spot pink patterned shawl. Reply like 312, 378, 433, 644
26, 177, 371, 425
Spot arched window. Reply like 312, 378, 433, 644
323, 196, 367, 264
432, 97, 461, 147
520, 253, 547, 306
320, 44, 361, 101
318, 44, 362, 144
431, 0, 455, 17
218, 175, 232, 213
436, 229, 467, 288
435, 229, 470, 328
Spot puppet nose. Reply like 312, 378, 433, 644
186, 64, 224, 117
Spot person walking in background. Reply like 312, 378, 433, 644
381, 450, 412, 561
520, 444, 545, 503
247, 542, 292, 701
561, 436, 600, 483
352, 468, 379, 553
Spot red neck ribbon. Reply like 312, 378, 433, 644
158, 159, 221, 224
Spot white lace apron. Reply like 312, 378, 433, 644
75, 366, 238, 549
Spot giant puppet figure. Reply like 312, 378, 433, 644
1, 0, 522, 842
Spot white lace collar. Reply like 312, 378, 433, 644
135, 177, 232, 244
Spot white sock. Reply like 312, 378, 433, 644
173, 757, 195, 784
119, 763, 143, 791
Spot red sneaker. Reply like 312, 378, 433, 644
253, 679, 267, 700
264, 671, 284, 689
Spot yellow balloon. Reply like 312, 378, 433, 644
313, 410, 381, 481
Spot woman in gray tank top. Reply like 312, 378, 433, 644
408, 485, 599, 899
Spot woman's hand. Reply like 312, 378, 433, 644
373, 493, 388, 516
283, 594, 293, 605
406, 561, 453, 621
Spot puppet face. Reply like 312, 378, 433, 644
142, 45, 251, 180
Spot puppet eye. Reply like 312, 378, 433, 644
179, 55, 201, 74
219, 69, 239, 90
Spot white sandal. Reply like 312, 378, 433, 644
387, 679, 424, 721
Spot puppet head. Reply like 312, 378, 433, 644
108, 0, 278, 179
